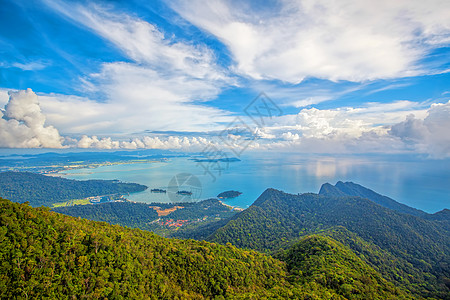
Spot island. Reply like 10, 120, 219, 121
151, 188, 167, 193
217, 190, 242, 199
177, 190, 193, 196
190, 157, 241, 163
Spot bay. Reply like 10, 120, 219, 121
58, 152, 450, 213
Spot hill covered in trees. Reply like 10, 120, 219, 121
0, 197, 411, 299
208, 187, 450, 298
0, 171, 147, 207
319, 181, 428, 217
276, 235, 406, 299
53, 199, 238, 236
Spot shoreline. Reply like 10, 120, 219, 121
218, 200, 244, 211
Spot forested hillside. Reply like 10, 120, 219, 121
276, 235, 405, 299
320, 181, 450, 229
319, 181, 427, 216
0, 171, 147, 207
0, 198, 411, 299
53, 201, 159, 227
209, 188, 450, 298
53, 199, 237, 236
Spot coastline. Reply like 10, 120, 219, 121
218, 200, 244, 211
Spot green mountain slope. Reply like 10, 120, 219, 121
0, 197, 289, 299
53, 201, 160, 227
209, 188, 450, 298
0, 171, 147, 207
0, 197, 410, 299
321, 181, 450, 230
276, 235, 408, 299
319, 181, 427, 217
53, 199, 238, 236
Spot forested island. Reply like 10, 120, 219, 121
217, 190, 242, 199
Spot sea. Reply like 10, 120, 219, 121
51, 152, 450, 213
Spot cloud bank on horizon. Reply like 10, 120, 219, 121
0, 0, 449, 157
1, 89, 449, 158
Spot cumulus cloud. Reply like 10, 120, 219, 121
171, 0, 450, 83
75, 134, 221, 152
0, 89, 63, 148
55, 99, 450, 157
281, 132, 300, 141
0, 89, 225, 151
228, 100, 447, 157
389, 114, 428, 141
389, 101, 450, 157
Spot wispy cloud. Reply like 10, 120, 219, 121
171, 0, 450, 83
11, 61, 49, 71
40, 0, 235, 133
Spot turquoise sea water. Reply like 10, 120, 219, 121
58, 153, 450, 213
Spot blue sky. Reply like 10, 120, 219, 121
0, 0, 449, 157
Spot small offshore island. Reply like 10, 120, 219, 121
177, 190, 193, 196
217, 190, 242, 199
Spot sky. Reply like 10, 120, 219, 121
0, 0, 450, 157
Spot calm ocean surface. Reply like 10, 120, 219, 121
57, 153, 450, 213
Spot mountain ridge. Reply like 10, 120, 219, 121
319, 181, 428, 217
208, 186, 450, 298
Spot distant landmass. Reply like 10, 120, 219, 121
190, 157, 241, 163
0, 171, 147, 207
0, 149, 173, 173
217, 190, 242, 199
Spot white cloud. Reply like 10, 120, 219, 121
295, 107, 369, 138
389, 114, 428, 141
289, 96, 331, 108
11, 61, 48, 71
254, 127, 276, 139
1, 89, 448, 159
281, 132, 300, 141
389, 101, 450, 158
232, 99, 448, 157
38, 81, 232, 134
171, 0, 450, 83
44, 0, 230, 83
0, 89, 10, 107
0, 89, 63, 148
40, 0, 234, 134
75, 134, 219, 152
